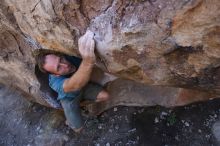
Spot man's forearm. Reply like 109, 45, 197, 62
63, 60, 94, 92
63, 30, 96, 93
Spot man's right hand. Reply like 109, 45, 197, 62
63, 30, 96, 93
78, 30, 96, 65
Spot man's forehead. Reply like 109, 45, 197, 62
45, 54, 58, 60
43, 54, 59, 72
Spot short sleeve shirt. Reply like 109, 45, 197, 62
49, 55, 82, 100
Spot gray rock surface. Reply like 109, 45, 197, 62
213, 121, 220, 144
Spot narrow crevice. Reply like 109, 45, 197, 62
31, 0, 41, 13
163, 45, 203, 57
103, 0, 115, 13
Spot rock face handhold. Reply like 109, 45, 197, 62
0, 0, 219, 113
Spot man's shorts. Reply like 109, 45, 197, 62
60, 82, 103, 130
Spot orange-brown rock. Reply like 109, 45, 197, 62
0, 0, 219, 113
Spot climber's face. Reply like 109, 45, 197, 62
43, 54, 76, 76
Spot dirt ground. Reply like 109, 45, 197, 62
0, 84, 220, 146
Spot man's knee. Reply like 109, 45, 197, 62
96, 90, 110, 102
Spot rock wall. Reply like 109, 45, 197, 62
0, 0, 219, 112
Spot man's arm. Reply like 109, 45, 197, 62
63, 30, 96, 93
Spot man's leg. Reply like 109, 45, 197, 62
60, 97, 83, 132
82, 82, 109, 102
95, 90, 109, 102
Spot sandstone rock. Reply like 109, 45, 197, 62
0, 0, 219, 113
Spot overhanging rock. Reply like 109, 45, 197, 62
0, 0, 219, 114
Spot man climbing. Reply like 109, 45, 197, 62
36, 30, 110, 132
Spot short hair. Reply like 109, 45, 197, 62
35, 52, 50, 73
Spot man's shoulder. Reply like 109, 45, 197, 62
48, 74, 81, 100
49, 74, 67, 89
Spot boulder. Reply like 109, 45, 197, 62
0, 0, 219, 113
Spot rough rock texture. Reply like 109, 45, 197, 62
0, 0, 219, 112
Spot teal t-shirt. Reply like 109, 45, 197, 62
49, 55, 82, 100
